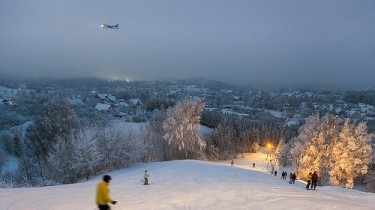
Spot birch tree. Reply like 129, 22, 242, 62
163, 99, 206, 159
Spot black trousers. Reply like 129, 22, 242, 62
311, 181, 317, 189
98, 204, 110, 210
306, 180, 311, 189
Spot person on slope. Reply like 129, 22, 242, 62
306, 172, 312, 190
291, 173, 296, 184
96, 175, 117, 210
144, 170, 150, 185
289, 172, 293, 184
311, 171, 319, 190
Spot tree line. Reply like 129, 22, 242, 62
1, 98, 375, 193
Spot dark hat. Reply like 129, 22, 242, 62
103, 175, 112, 183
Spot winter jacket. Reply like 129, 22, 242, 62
96, 181, 113, 205
307, 173, 312, 181
144, 172, 149, 179
312, 173, 319, 182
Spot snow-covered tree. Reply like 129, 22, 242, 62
290, 114, 321, 178
250, 141, 259, 153
291, 114, 340, 183
163, 99, 206, 159
71, 128, 102, 180
366, 154, 375, 192
276, 138, 292, 167
47, 137, 76, 183
291, 114, 373, 187
210, 122, 237, 159
330, 120, 373, 188
144, 110, 168, 161
97, 122, 144, 170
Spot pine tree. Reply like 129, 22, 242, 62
211, 122, 237, 159
13, 131, 23, 158
366, 158, 375, 192
144, 110, 168, 161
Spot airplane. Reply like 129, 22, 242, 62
100, 23, 119, 29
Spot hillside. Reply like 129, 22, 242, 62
1, 152, 375, 210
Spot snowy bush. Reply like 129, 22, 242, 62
250, 142, 259, 153
0, 171, 17, 188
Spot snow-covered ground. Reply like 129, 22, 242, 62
1, 151, 375, 210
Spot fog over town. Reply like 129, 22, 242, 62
1, 0, 375, 90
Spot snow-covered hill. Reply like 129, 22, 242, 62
1, 152, 375, 210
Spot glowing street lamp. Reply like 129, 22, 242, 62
266, 143, 273, 160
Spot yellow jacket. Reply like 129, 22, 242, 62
307, 173, 312, 181
96, 181, 113, 205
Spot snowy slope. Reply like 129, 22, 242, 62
1, 153, 375, 210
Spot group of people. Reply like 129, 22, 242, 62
280, 171, 288, 180
306, 171, 319, 190
289, 172, 297, 184
96, 170, 150, 210
280, 171, 296, 184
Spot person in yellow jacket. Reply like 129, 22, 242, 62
96, 175, 117, 210
305, 172, 312, 190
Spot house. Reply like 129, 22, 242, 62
97, 93, 107, 100
129, 98, 142, 106
107, 94, 117, 102
68, 98, 84, 106
359, 103, 374, 113
97, 93, 117, 102
285, 118, 300, 127
95, 103, 111, 111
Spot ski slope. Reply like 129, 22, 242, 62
1, 152, 375, 210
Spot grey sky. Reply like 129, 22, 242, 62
1, 0, 375, 90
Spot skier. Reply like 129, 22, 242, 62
306, 172, 312, 190
291, 173, 296, 184
253, 162, 255, 168
96, 175, 117, 210
281, 171, 284, 179
231, 160, 234, 167
144, 170, 149, 185
274, 170, 277, 176
289, 172, 293, 184
311, 171, 319, 190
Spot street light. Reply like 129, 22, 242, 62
266, 143, 272, 160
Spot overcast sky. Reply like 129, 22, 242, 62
1, 0, 374, 90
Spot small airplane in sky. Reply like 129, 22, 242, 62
100, 23, 119, 29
